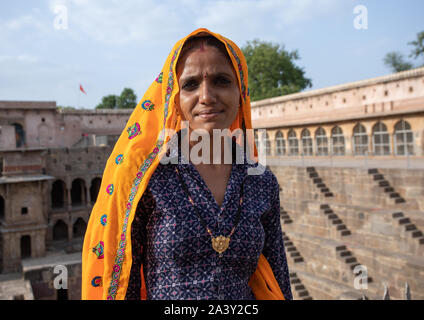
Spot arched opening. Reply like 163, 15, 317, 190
90, 178, 102, 204
51, 180, 66, 209
331, 126, 345, 156
275, 131, 285, 156
73, 218, 87, 238
288, 130, 299, 156
315, 127, 328, 156
53, 220, 68, 241
394, 120, 414, 156
261, 132, 271, 156
372, 122, 390, 155
20, 235, 31, 259
12, 123, 25, 148
353, 123, 369, 155
71, 179, 86, 207
301, 129, 313, 156
0, 196, 4, 222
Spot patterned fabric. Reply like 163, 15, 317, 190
125, 138, 292, 300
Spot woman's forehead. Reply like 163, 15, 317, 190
177, 46, 236, 77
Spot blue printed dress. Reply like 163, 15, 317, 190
125, 136, 292, 300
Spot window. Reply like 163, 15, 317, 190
275, 131, 285, 156
353, 124, 369, 155
12, 123, 25, 148
315, 127, 328, 156
262, 132, 271, 156
301, 129, 313, 156
331, 126, 345, 155
394, 120, 414, 156
254, 130, 259, 149
21, 207, 28, 215
288, 130, 299, 156
372, 122, 390, 155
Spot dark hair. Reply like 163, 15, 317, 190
177, 35, 232, 69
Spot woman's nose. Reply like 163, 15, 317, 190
199, 80, 216, 105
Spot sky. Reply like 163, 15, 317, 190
0, 0, 423, 109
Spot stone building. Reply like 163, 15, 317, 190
0, 67, 423, 300
0, 103, 131, 299
252, 67, 424, 300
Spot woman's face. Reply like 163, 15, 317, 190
176, 45, 240, 134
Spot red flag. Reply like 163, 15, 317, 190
79, 84, 87, 95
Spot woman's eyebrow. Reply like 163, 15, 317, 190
180, 71, 234, 82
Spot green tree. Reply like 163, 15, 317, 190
96, 95, 118, 109
408, 31, 424, 63
383, 52, 413, 73
117, 88, 137, 109
241, 39, 312, 101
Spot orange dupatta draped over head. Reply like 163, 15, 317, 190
81, 28, 285, 300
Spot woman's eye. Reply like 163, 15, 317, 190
182, 80, 198, 90
215, 77, 231, 86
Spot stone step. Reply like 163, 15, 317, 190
309, 172, 318, 178
337, 225, 347, 231
398, 217, 411, 225
384, 187, 395, 193
289, 272, 297, 278
291, 278, 301, 284
294, 257, 304, 263
368, 168, 379, 174
419, 237, 424, 245
378, 180, 390, 187
328, 214, 338, 220
325, 192, 334, 197
313, 178, 323, 184
324, 209, 333, 215
285, 241, 294, 246
320, 204, 330, 210
389, 192, 400, 198
298, 290, 310, 297
294, 284, 305, 291
321, 188, 330, 193
287, 246, 296, 252
412, 230, 423, 238
405, 224, 417, 231
340, 230, 352, 236
392, 212, 404, 218
317, 183, 326, 188
306, 167, 316, 172
345, 257, 357, 264
349, 263, 361, 271
395, 198, 406, 203
373, 174, 384, 181
290, 252, 300, 258
336, 245, 347, 251
339, 250, 352, 257
283, 219, 293, 224
332, 219, 343, 225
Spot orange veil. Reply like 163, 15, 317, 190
81, 28, 285, 300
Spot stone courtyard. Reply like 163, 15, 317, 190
0, 67, 423, 299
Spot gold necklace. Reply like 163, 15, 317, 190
175, 167, 244, 255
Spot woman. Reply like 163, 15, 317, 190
82, 28, 292, 300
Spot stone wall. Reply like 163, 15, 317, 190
271, 164, 424, 300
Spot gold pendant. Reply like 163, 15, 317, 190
211, 235, 230, 254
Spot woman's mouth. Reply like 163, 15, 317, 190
197, 110, 224, 119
